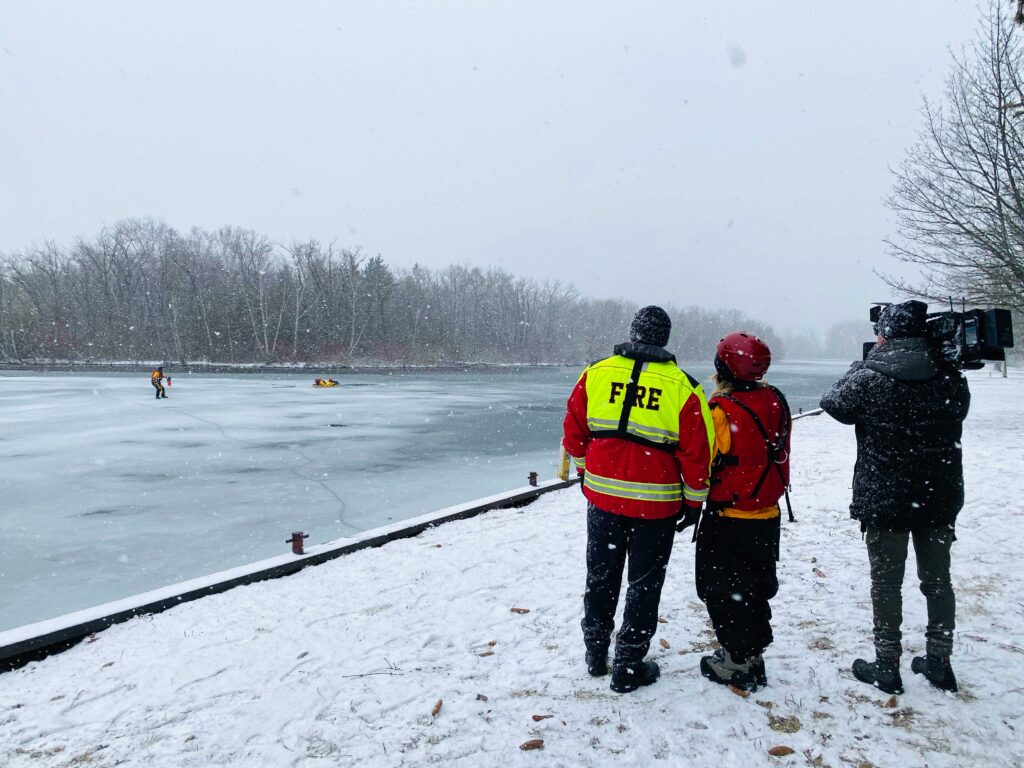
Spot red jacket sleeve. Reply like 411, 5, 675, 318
676, 391, 713, 508
562, 371, 590, 470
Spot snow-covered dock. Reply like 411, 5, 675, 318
0, 480, 575, 670
2, 371, 1022, 768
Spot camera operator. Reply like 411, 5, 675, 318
820, 300, 970, 694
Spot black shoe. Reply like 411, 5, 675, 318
700, 648, 758, 692
852, 657, 904, 695
585, 648, 608, 677
911, 655, 958, 692
752, 655, 768, 688
610, 660, 660, 693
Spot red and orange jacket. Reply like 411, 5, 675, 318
708, 384, 791, 520
562, 343, 714, 520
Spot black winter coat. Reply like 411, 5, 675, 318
820, 337, 971, 531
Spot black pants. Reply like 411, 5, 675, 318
866, 526, 955, 659
152, 380, 166, 399
695, 514, 779, 661
581, 503, 676, 667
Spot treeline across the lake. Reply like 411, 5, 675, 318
0, 218, 786, 365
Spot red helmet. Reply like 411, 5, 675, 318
715, 331, 772, 381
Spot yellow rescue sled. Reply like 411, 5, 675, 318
313, 378, 340, 388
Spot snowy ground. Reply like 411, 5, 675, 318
1, 368, 1021, 768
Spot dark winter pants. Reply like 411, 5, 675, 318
695, 514, 779, 661
152, 380, 166, 399
581, 503, 676, 667
866, 526, 955, 659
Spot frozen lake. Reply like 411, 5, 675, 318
0, 362, 848, 631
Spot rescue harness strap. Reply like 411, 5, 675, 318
617, 359, 645, 432
715, 385, 795, 522
588, 430, 677, 453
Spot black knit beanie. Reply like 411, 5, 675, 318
630, 305, 672, 347
875, 300, 928, 339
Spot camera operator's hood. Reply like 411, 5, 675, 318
865, 336, 942, 382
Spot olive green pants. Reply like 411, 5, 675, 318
866, 526, 955, 659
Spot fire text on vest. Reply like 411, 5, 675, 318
608, 383, 662, 410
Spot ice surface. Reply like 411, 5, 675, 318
0, 363, 845, 631
0, 367, 1018, 766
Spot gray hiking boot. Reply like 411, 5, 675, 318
852, 656, 904, 695
700, 648, 758, 692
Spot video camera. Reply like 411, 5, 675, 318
865, 300, 1014, 370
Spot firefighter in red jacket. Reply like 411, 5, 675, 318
696, 332, 791, 692
563, 306, 714, 693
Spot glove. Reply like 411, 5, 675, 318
579, 471, 587, 496
675, 502, 702, 533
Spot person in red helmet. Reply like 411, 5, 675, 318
695, 331, 791, 692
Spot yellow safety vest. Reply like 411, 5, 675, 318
581, 355, 714, 504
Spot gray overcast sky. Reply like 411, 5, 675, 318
0, 1, 979, 333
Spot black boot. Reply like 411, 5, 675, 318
585, 647, 608, 677
911, 655, 958, 692
610, 660, 660, 693
700, 648, 758, 692
752, 654, 768, 688
852, 657, 904, 695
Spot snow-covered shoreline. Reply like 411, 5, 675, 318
0, 360, 576, 375
0, 480, 572, 662
0, 358, 862, 376
1, 370, 1021, 768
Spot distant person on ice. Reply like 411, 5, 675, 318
696, 332, 791, 692
562, 306, 714, 693
821, 300, 970, 694
151, 367, 168, 400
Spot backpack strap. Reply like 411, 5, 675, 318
717, 387, 791, 501
764, 385, 795, 522
617, 359, 646, 433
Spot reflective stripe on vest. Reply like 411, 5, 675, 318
585, 416, 680, 444
583, 471, 682, 502
683, 483, 709, 502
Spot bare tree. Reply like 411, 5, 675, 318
0, 218, 787, 366
340, 248, 370, 359
283, 240, 318, 360
222, 228, 290, 361
885, 2, 1024, 315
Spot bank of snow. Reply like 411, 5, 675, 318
2, 371, 1022, 768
